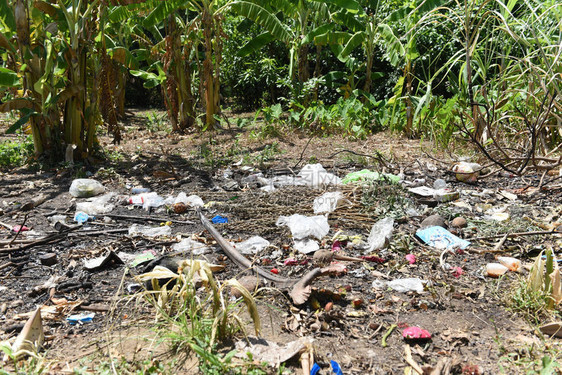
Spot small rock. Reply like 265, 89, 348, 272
313, 249, 334, 266
39, 253, 58, 266
231, 275, 264, 298
451, 217, 467, 228
420, 214, 446, 229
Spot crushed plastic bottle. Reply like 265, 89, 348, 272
69, 179, 105, 198
128, 224, 172, 238
367, 217, 394, 252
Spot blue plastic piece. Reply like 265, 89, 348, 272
310, 363, 321, 375
211, 215, 228, 224
74, 211, 89, 224
331, 360, 343, 375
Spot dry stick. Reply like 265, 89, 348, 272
538, 169, 548, 190
9, 213, 29, 246
292, 135, 315, 169
101, 213, 194, 225
0, 225, 83, 254
404, 345, 424, 375
467, 229, 559, 242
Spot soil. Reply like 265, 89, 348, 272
1, 109, 562, 374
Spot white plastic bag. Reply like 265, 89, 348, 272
69, 179, 105, 198
276, 214, 329, 240
128, 224, 172, 238
172, 238, 210, 255
236, 236, 271, 255
298, 164, 342, 188
76, 193, 115, 215
313, 191, 343, 214
367, 217, 394, 252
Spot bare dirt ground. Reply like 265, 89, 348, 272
1, 109, 562, 374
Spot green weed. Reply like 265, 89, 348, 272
0, 137, 33, 169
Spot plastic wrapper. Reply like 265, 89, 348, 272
416, 226, 470, 250
313, 191, 343, 214
367, 217, 394, 252
276, 214, 329, 240
69, 179, 105, 198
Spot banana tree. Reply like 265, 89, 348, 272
230, 0, 362, 86
0, 0, 108, 159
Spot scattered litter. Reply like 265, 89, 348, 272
416, 226, 470, 250
433, 178, 447, 189
367, 217, 394, 252
117, 250, 157, 267
127, 283, 142, 294
298, 163, 341, 187
172, 238, 211, 255
342, 169, 400, 184
12, 225, 29, 233
485, 211, 510, 222
406, 254, 416, 264
69, 179, 105, 198
452, 162, 481, 183
49, 214, 67, 225
128, 224, 172, 238
498, 256, 521, 272
66, 312, 95, 325
276, 214, 329, 240
486, 263, 508, 278
408, 186, 459, 202
372, 278, 426, 293
313, 191, 343, 214
74, 211, 90, 224
237, 236, 270, 255
84, 251, 124, 271
131, 187, 150, 194
294, 239, 320, 254
402, 326, 431, 340
76, 193, 115, 215
211, 215, 228, 224
331, 360, 343, 375
174, 192, 204, 207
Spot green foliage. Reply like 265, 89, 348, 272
0, 136, 33, 169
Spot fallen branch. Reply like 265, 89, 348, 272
198, 208, 337, 304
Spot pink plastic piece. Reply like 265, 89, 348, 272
12, 225, 29, 233
402, 326, 432, 340
405, 254, 416, 264
451, 266, 463, 278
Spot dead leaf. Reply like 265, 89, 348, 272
235, 336, 313, 366
539, 322, 562, 338
7, 307, 44, 360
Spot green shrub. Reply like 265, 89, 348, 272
0, 137, 34, 169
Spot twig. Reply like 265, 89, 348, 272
9, 213, 29, 246
467, 229, 558, 241
404, 345, 423, 375
101, 213, 194, 225
292, 135, 315, 169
